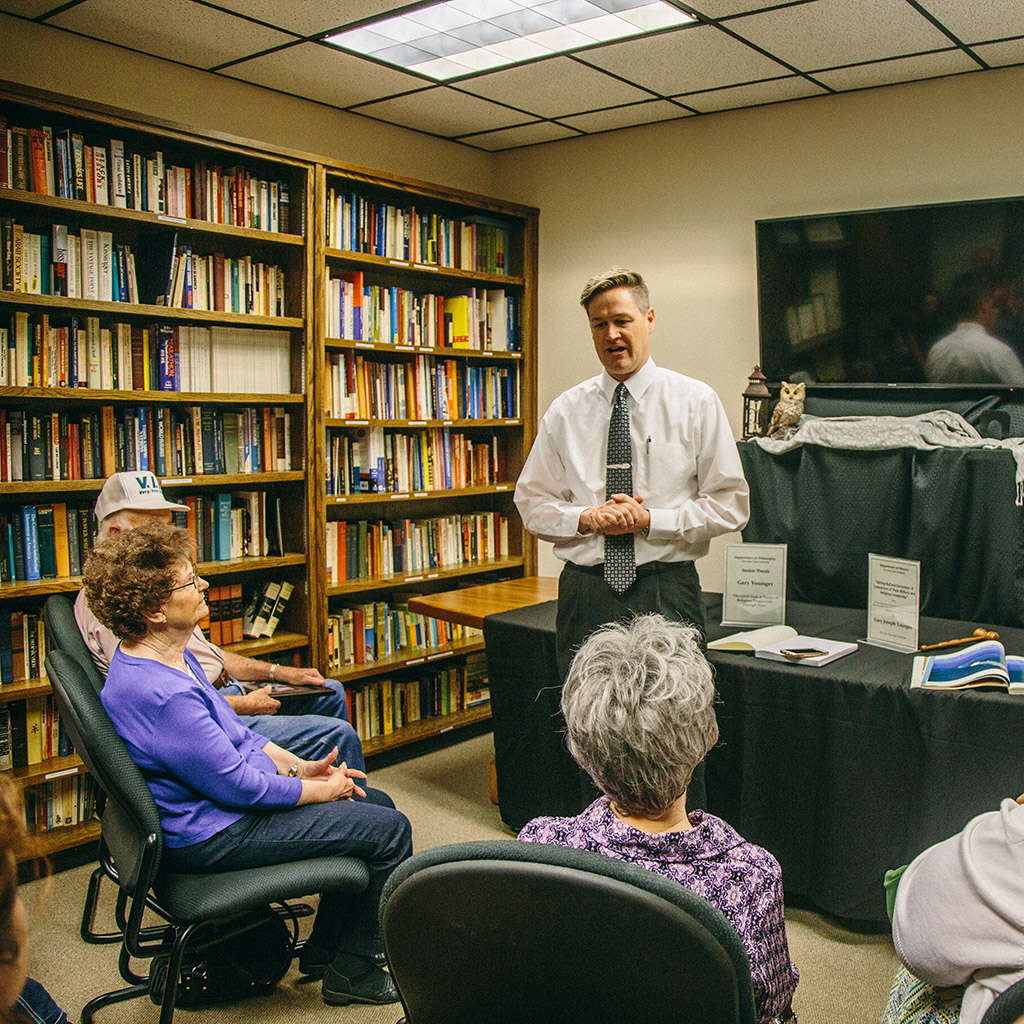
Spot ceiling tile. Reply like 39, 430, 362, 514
460, 120, 580, 150
577, 22, 787, 95
971, 37, 1024, 66
208, 0, 412, 38
679, 74, 827, 112
558, 98, 691, 132
727, 0, 953, 72
682, 0, 803, 17
813, 49, 980, 91
353, 86, 536, 136
456, 55, 655, 117
0, 0, 64, 17
916, 0, 1024, 46
224, 41, 431, 108
47, 0, 293, 69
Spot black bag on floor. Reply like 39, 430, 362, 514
148, 909, 294, 1008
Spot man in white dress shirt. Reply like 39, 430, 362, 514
925, 272, 1024, 385
515, 266, 750, 680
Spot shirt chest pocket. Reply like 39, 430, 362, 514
643, 441, 694, 500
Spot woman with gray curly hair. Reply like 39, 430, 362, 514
519, 614, 798, 1024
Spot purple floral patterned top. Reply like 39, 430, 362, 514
519, 797, 798, 1024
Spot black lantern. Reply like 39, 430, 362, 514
742, 366, 771, 439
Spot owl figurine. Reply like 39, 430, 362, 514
767, 381, 805, 439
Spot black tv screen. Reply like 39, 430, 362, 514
755, 196, 1024, 387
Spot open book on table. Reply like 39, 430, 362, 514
910, 640, 1024, 693
708, 624, 797, 652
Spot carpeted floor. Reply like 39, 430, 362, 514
22, 731, 898, 1023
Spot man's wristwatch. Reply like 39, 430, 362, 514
287, 761, 301, 777
268, 663, 277, 682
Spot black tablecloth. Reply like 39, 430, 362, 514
483, 593, 1024, 923
739, 442, 1024, 627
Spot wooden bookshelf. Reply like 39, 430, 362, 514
0, 81, 540, 847
314, 161, 537, 755
0, 84, 317, 856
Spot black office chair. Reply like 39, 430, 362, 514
41, 593, 122, 944
379, 839, 758, 1024
42, 592, 105, 693
45, 648, 371, 1024
982, 978, 1024, 1024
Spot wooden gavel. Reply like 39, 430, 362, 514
919, 628, 999, 651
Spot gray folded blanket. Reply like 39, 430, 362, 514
751, 410, 1024, 505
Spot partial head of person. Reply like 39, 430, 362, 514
83, 521, 206, 645
94, 472, 188, 543
947, 271, 1003, 334
0, 775, 27, 1013
580, 267, 654, 382
561, 614, 717, 819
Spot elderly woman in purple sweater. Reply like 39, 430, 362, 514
519, 614, 799, 1024
83, 522, 411, 1008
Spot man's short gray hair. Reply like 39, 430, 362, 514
96, 509, 134, 543
561, 614, 718, 817
579, 267, 650, 313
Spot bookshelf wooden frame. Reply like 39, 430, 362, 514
312, 160, 538, 754
0, 83, 318, 858
0, 81, 539, 854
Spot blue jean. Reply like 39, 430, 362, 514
222, 679, 364, 772
16, 979, 67, 1024
162, 788, 411, 958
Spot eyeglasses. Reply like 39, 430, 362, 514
170, 566, 201, 593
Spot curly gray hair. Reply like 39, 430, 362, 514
579, 267, 650, 313
561, 614, 718, 817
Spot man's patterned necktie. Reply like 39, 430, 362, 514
604, 382, 636, 593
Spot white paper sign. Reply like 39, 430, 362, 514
722, 543, 788, 626
866, 553, 920, 652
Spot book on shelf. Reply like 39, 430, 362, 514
910, 640, 1024, 693
754, 635, 858, 667
246, 581, 281, 639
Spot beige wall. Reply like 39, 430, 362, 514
493, 64, 1024, 587
7, 18, 1024, 589
0, 14, 497, 194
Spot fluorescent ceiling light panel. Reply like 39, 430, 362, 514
325, 0, 695, 79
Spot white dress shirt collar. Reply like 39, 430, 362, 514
599, 356, 658, 403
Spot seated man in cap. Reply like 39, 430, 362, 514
75, 472, 363, 769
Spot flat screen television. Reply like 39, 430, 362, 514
755, 196, 1024, 387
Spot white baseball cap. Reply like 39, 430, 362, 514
94, 472, 189, 524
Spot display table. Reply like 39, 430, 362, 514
483, 591, 1024, 923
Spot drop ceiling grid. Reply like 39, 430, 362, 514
0, 0, 1019, 149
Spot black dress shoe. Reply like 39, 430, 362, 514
322, 960, 399, 1006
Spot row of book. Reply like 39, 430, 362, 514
1, 404, 292, 484
24, 775, 98, 833
326, 600, 481, 669
326, 426, 506, 496
201, 579, 293, 646
1, 314, 293, 394
0, 695, 72, 768
161, 241, 287, 317
324, 273, 520, 352
343, 653, 490, 742
170, 491, 286, 564
1, 505, 93, 583
325, 189, 511, 275
325, 350, 520, 421
325, 512, 510, 584
1, 116, 292, 232
2, 219, 140, 302
0, 608, 48, 684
